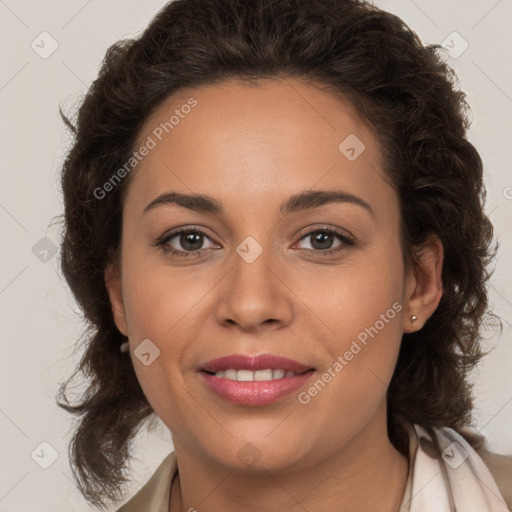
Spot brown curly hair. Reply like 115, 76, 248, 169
55, 0, 498, 508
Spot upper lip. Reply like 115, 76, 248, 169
200, 354, 314, 373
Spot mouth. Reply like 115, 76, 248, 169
199, 353, 315, 374
198, 353, 316, 406
201, 368, 313, 381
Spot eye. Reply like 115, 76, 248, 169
294, 227, 355, 256
156, 227, 218, 259
155, 225, 356, 260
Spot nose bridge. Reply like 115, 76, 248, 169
215, 232, 292, 330
234, 234, 274, 290
232, 232, 278, 306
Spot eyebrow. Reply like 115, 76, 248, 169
143, 189, 375, 218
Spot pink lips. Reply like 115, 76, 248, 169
198, 354, 315, 407
200, 354, 313, 373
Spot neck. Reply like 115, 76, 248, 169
169, 417, 409, 512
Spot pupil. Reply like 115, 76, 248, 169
182, 232, 202, 250
312, 232, 332, 250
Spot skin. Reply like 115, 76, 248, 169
105, 77, 443, 511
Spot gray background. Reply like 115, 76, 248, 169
0, 0, 511, 510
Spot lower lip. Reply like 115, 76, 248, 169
199, 370, 316, 406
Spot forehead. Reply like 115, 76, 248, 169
124, 77, 392, 217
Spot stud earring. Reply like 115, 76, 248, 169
411, 315, 417, 323
120, 341, 129, 353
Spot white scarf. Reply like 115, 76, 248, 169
405, 423, 509, 511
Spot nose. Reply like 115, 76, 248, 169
214, 241, 294, 332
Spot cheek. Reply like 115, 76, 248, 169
305, 237, 404, 343
307, 238, 405, 395
119, 253, 225, 411
118, 252, 191, 401
121, 248, 208, 342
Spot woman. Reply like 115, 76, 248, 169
56, 0, 512, 510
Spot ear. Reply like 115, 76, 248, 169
104, 250, 129, 337
402, 235, 443, 333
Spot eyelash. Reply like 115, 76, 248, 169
155, 225, 356, 259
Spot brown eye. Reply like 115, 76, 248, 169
157, 227, 217, 259
175, 231, 206, 251
295, 228, 355, 255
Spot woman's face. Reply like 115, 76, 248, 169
107, 77, 418, 471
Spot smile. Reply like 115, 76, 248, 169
199, 369, 316, 406
210, 368, 301, 381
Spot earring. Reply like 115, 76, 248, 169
120, 341, 129, 353
411, 315, 417, 323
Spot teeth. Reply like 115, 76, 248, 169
213, 368, 298, 381
273, 369, 285, 379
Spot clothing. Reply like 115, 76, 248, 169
399, 423, 512, 511
116, 424, 512, 511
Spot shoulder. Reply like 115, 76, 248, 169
478, 447, 512, 510
411, 423, 512, 510
115, 451, 178, 512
